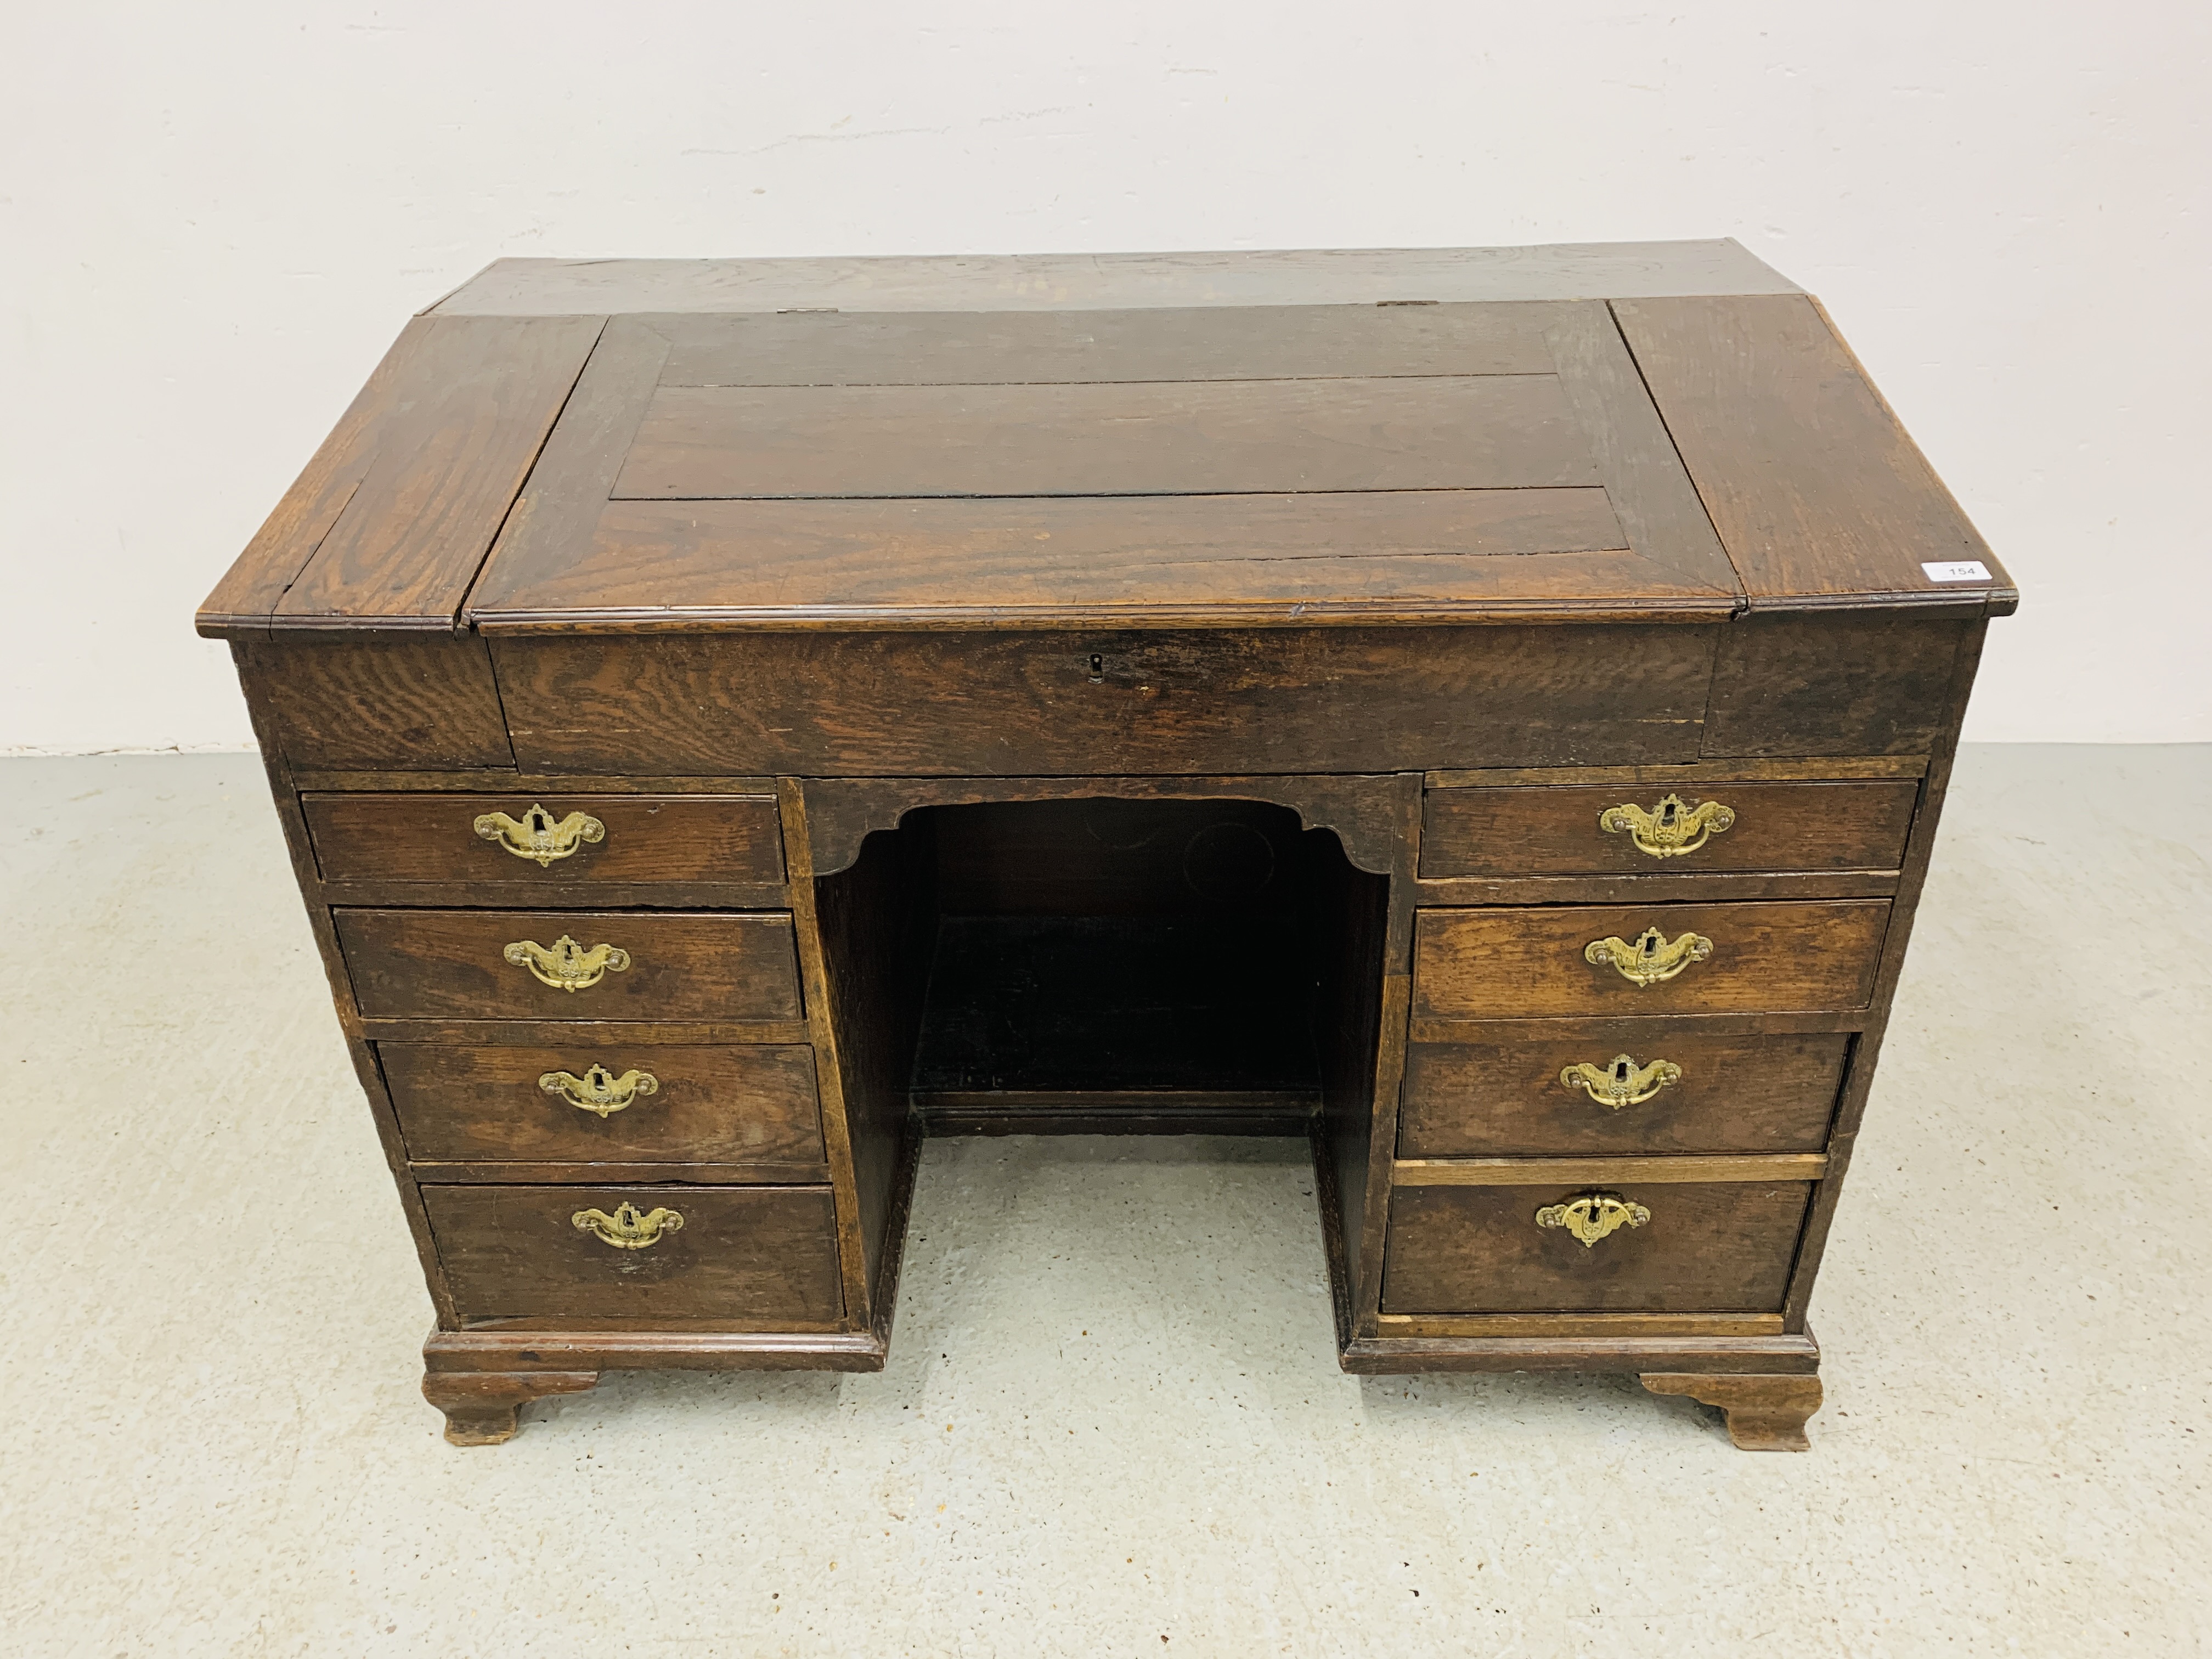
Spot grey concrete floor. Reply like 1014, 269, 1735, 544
1, 746, 2205, 1657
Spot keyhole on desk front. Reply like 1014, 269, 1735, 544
1088, 653, 1105, 683
1612, 1058, 1632, 1085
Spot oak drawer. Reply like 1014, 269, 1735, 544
1400, 1030, 1848, 1156
1380, 1181, 1813, 1313
335, 909, 803, 1022
303, 793, 785, 887
1411, 900, 1889, 1019
382, 1043, 824, 1165
489, 626, 1722, 776
1420, 779, 1918, 878
422, 1184, 844, 1324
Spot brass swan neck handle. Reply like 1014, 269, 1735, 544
1599, 793, 1735, 859
1560, 1054, 1682, 1109
540, 1064, 660, 1117
1584, 925, 1713, 988
572, 1202, 683, 1249
504, 934, 631, 992
1536, 1192, 1651, 1247
475, 803, 605, 867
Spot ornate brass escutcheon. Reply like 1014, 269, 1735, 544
1536, 1192, 1651, 1247
1584, 924, 1713, 988
504, 934, 631, 992
474, 803, 605, 867
539, 1064, 661, 1118
1599, 792, 1735, 859
572, 1201, 684, 1249
1560, 1053, 1683, 1110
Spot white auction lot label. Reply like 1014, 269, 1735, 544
1921, 560, 1992, 582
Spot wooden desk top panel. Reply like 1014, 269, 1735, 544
466, 297, 1737, 629
1613, 295, 2005, 611
196, 243, 2014, 640
199, 315, 606, 636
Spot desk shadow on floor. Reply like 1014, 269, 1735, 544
521, 1367, 851, 1438
1355, 1369, 1723, 1445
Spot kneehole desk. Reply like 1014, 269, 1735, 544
198, 241, 2013, 1451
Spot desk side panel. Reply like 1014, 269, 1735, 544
227, 644, 460, 1325
800, 798, 935, 1328
1778, 619, 1990, 1327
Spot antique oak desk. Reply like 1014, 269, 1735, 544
197, 242, 2013, 1451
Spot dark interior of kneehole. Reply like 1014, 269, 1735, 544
815, 797, 1389, 1137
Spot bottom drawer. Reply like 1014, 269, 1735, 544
423, 1184, 844, 1325
1380, 1181, 1812, 1313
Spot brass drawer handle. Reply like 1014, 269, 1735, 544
1560, 1053, 1681, 1109
540, 1064, 660, 1118
1585, 924, 1713, 988
474, 803, 605, 867
1599, 793, 1735, 859
1536, 1192, 1651, 1247
504, 934, 631, 992
572, 1201, 683, 1249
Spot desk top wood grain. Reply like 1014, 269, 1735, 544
198, 242, 2014, 639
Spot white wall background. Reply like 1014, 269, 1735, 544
4, 0, 2206, 751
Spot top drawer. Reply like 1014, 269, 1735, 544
302, 794, 785, 888
1421, 779, 1918, 878
489, 627, 1725, 776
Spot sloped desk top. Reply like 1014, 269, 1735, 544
199, 240, 2011, 641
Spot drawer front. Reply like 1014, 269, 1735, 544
1421, 779, 1918, 878
1412, 900, 1889, 1019
1400, 1030, 1848, 1156
491, 626, 1720, 777
423, 1184, 844, 1324
336, 909, 803, 1022
1380, 1182, 1813, 1313
304, 793, 785, 887
382, 1043, 824, 1165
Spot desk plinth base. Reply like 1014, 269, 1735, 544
421, 1328, 894, 1446
422, 1331, 1821, 1449
1339, 1332, 1823, 1451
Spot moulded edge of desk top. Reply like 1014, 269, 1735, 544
425, 240, 1804, 317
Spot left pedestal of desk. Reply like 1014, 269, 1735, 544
221, 636, 916, 1445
